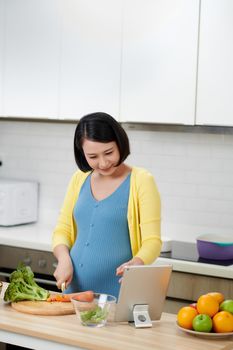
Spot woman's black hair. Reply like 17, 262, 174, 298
74, 112, 130, 172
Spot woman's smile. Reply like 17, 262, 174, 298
82, 139, 120, 176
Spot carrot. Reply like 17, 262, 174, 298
47, 290, 94, 303
47, 294, 71, 302
72, 291, 94, 302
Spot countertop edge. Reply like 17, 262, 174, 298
156, 257, 233, 279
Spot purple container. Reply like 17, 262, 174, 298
196, 234, 233, 260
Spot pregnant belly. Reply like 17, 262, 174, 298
69, 247, 131, 296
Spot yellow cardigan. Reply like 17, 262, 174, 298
52, 167, 161, 264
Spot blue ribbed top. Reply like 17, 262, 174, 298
65, 173, 132, 298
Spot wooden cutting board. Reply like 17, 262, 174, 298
11, 300, 75, 316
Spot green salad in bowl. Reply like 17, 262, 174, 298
71, 293, 116, 327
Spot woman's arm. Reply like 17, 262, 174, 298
53, 244, 73, 290
133, 170, 162, 264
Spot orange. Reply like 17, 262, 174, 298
213, 311, 233, 333
197, 294, 219, 317
207, 292, 225, 304
177, 306, 198, 330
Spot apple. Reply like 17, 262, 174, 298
190, 303, 198, 310
192, 314, 213, 332
220, 300, 233, 314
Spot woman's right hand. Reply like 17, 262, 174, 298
53, 245, 73, 290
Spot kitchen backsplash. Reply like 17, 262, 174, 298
1, 120, 233, 242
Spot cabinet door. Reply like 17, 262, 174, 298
120, 0, 199, 124
196, 0, 233, 126
0, 0, 4, 116
4, 0, 60, 118
59, 0, 122, 120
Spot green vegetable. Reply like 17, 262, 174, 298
4, 262, 49, 302
80, 306, 108, 324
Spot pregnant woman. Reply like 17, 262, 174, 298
52, 112, 161, 298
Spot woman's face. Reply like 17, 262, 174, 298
82, 139, 121, 176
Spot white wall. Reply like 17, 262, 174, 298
1, 120, 233, 242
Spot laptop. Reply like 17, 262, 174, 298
114, 264, 172, 326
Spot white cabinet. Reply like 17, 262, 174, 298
3, 0, 60, 118
2, 0, 122, 120
59, 0, 122, 120
120, 0, 199, 125
196, 0, 233, 126
0, 0, 4, 116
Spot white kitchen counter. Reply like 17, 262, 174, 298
0, 223, 233, 279
155, 257, 233, 279
0, 223, 52, 251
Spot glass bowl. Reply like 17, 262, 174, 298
71, 293, 116, 327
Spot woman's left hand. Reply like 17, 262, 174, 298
116, 257, 144, 280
